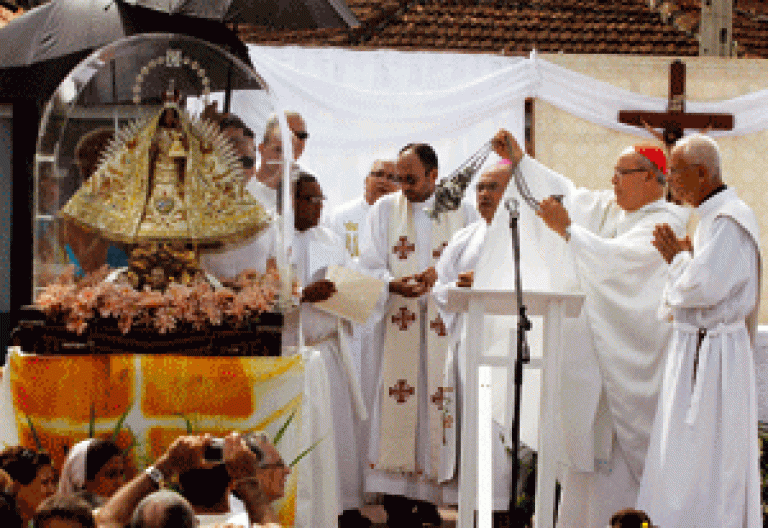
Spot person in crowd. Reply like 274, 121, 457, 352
324, 158, 398, 519
59, 127, 130, 276
492, 129, 689, 528
199, 113, 275, 282
326, 159, 398, 258
358, 143, 477, 527
0, 487, 22, 528
96, 433, 286, 528
609, 508, 655, 528
638, 134, 761, 528
281, 172, 368, 524
128, 490, 197, 528
0, 446, 57, 526
57, 439, 125, 500
33, 493, 96, 528
429, 163, 516, 505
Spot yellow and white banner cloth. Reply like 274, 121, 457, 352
2, 346, 335, 528
377, 192, 465, 477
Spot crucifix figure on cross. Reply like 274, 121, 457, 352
618, 59, 734, 150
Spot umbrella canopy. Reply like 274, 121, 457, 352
0, 0, 251, 69
126, 0, 359, 29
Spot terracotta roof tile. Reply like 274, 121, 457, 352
239, 0, 768, 56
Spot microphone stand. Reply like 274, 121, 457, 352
505, 197, 532, 517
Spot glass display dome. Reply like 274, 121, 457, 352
33, 33, 294, 298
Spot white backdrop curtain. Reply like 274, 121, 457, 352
241, 46, 768, 213
241, 45, 768, 423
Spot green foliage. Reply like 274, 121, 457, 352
273, 411, 296, 446
24, 415, 42, 451
289, 436, 324, 468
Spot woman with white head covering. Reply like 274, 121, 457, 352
58, 439, 125, 500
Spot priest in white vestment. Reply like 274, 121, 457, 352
326, 159, 398, 258
639, 134, 761, 528
358, 143, 477, 525
200, 120, 275, 280
431, 163, 519, 508
281, 173, 369, 518
493, 131, 690, 528
325, 158, 398, 510
251, 111, 310, 213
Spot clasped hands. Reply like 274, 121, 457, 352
389, 266, 437, 298
653, 223, 692, 264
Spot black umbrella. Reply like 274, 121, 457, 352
127, 0, 359, 30
0, 0, 251, 70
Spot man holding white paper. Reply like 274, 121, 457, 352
283, 172, 373, 518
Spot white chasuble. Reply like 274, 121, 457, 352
377, 192, 466, 477
637, 188, 762, 528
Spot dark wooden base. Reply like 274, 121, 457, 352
11, 308, 283, 356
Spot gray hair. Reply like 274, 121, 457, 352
129, 490, 197, 528
263, 111, 304, 144
674, 133, 722, 183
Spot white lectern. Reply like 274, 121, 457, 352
443, 287, 584, 528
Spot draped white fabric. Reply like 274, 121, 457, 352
243, 46, 768, 215
238, 45, 768, 422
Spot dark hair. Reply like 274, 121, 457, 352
399, 143, 438, 176
33, 494, 96, 528
0, 447, 52, 486
84, 439, 121, 483
609, 508, 654, 528
0, 490, 22, 528
293, 171, 320, 200
178, 464, 230, 508
219, 115, 253, 138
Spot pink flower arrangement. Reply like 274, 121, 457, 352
34, 265, 279, 335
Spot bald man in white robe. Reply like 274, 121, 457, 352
493, 130, 690, 528
640, 134, 761, 528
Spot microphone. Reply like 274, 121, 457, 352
504, 197, 519, 220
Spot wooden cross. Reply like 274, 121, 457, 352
389, 379, 415, 403
430, 315, 447, 337
392, 236, 415, 260
392, 306, 416, 331
432, 242, 448, 260
618, 59, 733, 149
430, 386, 453, 411
442, 414, 454, 445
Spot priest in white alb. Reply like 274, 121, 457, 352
639, 134, 761, 528
430, 162, 522, 508
282, 172, 369, 520
325, 159, 398, 258
358, 143, 477, 525
493, 130, 690, 528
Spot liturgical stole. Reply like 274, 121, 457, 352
376, 192, 465, 477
